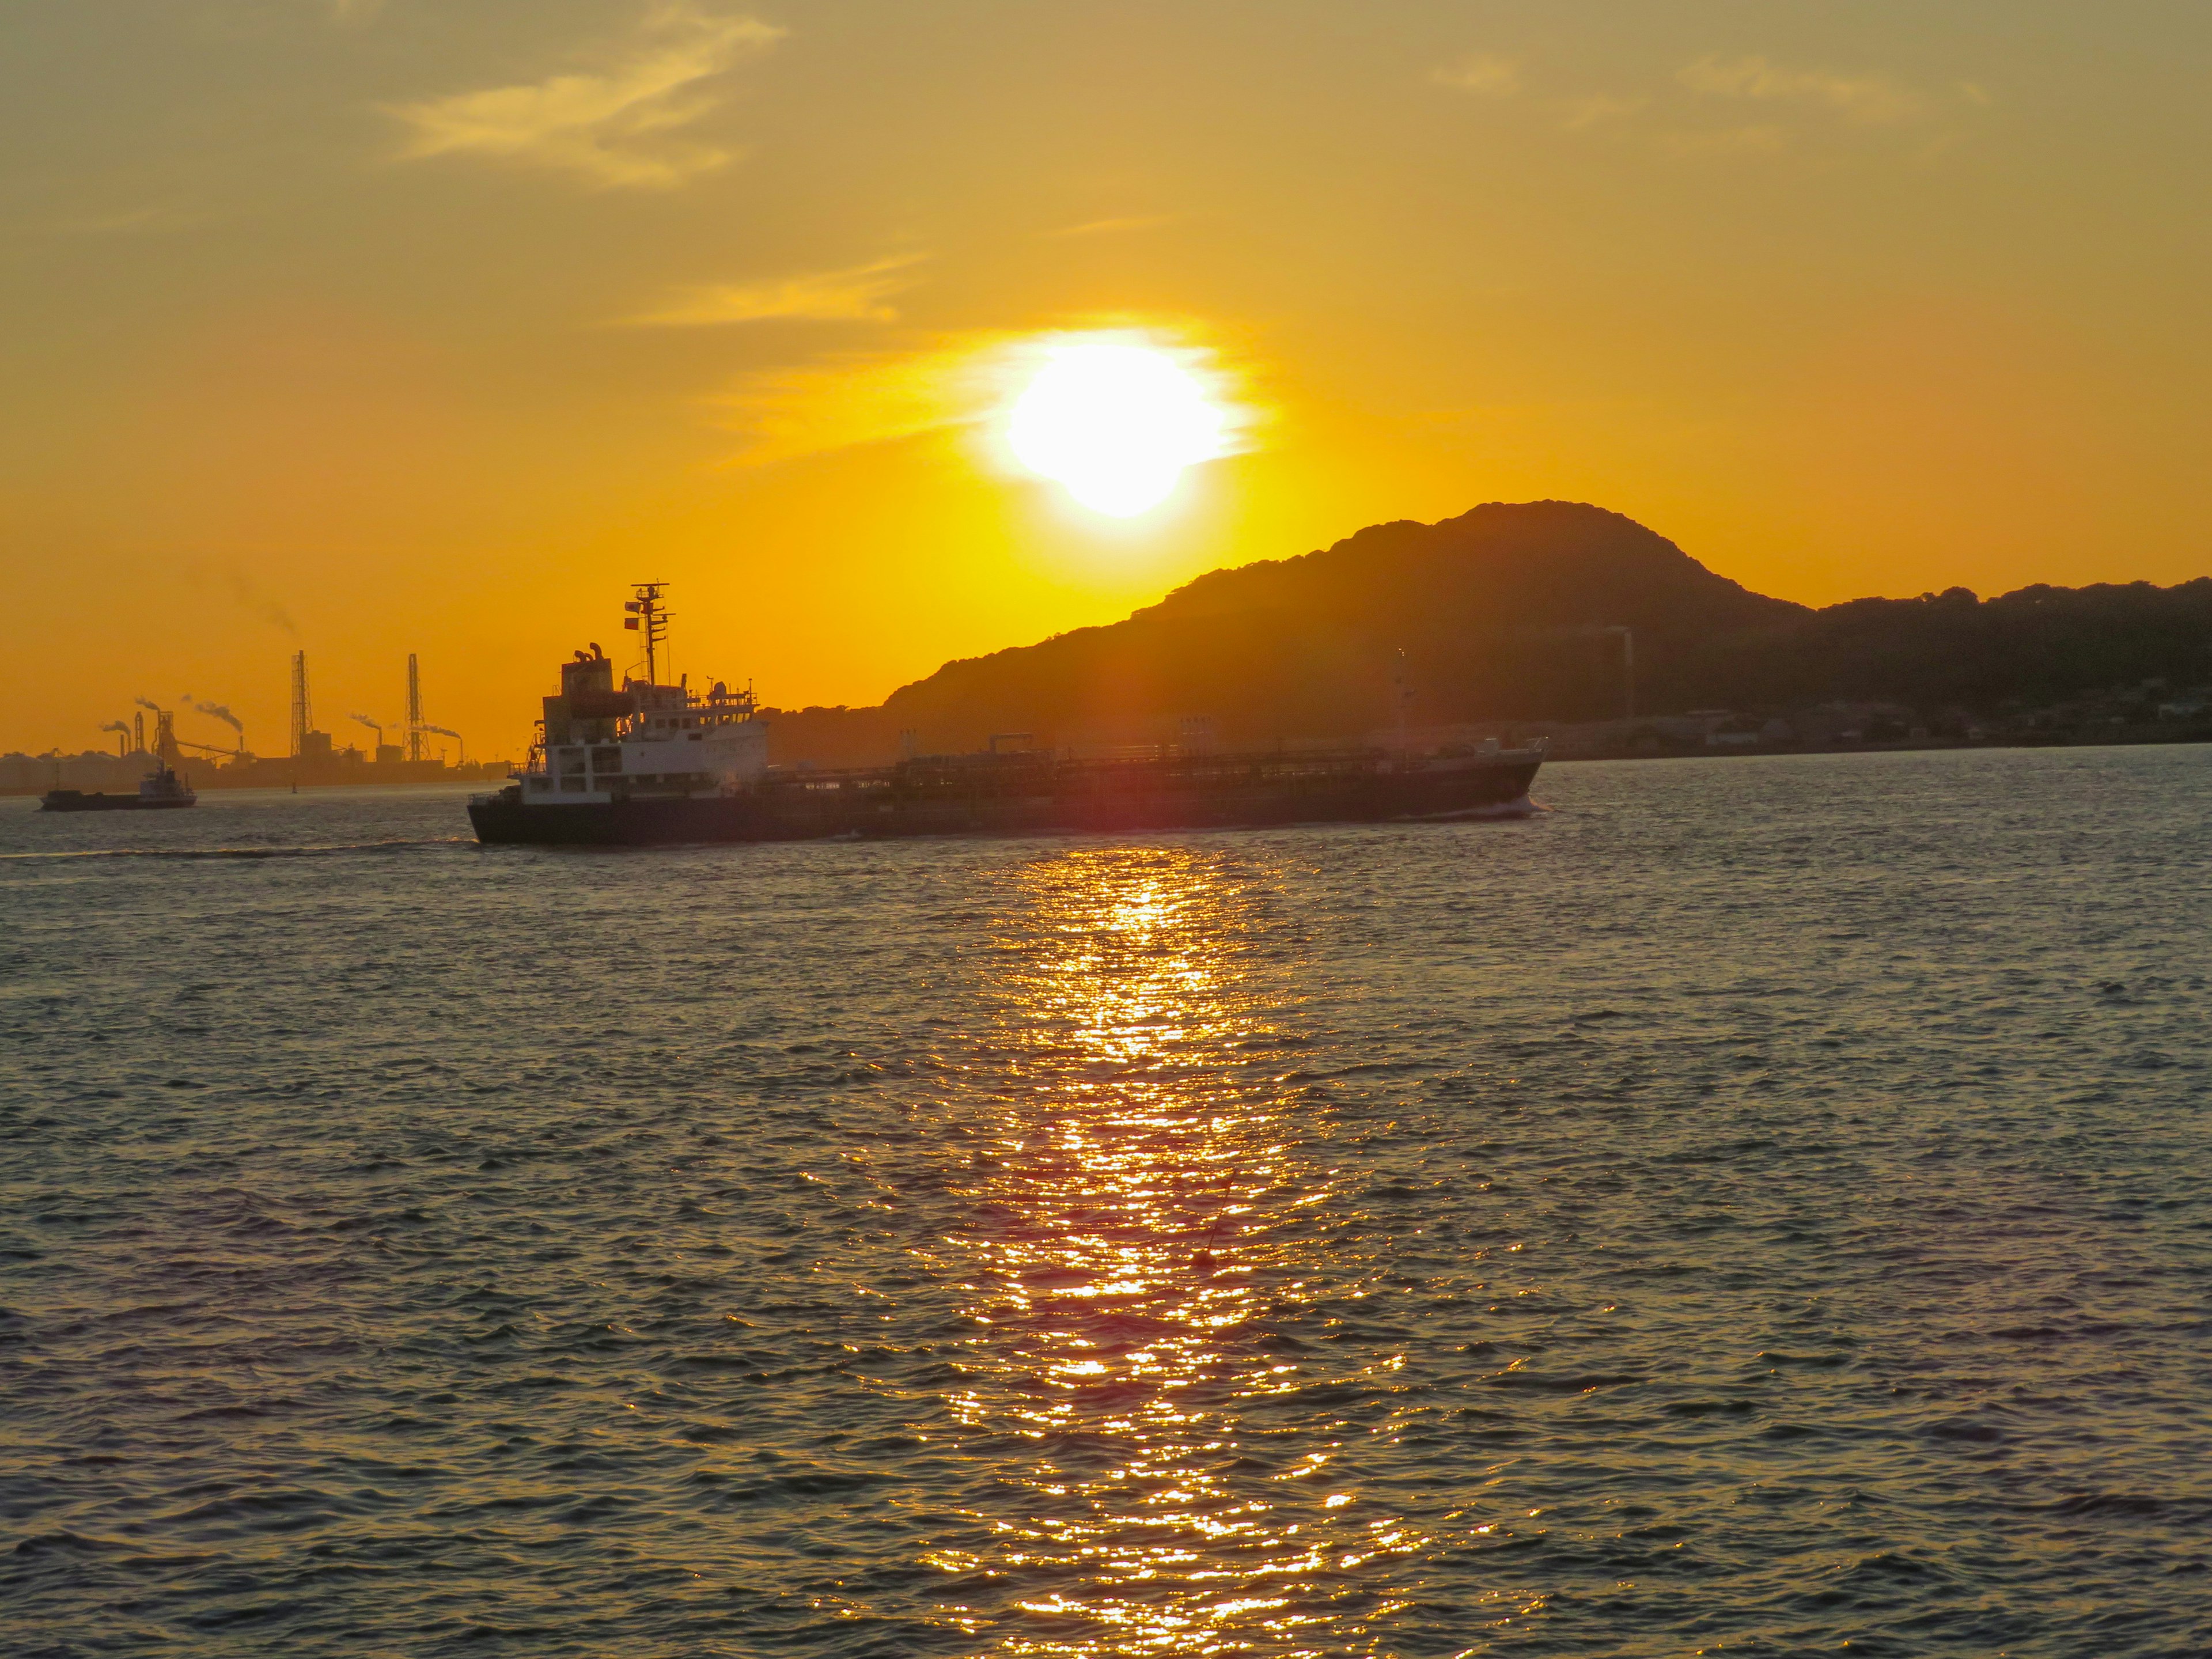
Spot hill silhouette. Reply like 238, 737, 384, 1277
761, 501, 2212, 764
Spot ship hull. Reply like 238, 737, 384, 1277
467, 754, 1543, 847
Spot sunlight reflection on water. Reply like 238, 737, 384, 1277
932, 849, 1425, 1654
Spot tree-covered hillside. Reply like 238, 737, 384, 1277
760, 502, 2212, 764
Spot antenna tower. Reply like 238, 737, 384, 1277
406, 654, 425, 762
290, 650, 312, 757
134, 711, 146, 755
624, 582, 671, 685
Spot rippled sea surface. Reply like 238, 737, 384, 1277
5, 749, 2211, 1658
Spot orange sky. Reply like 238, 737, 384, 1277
4, 1, 2209, 758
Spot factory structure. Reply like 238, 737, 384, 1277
2, 652, 510, 796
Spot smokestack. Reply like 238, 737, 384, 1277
407, 654, 425, 763
133, 711, 145, 755
291, 650, 312, 757
101, 719, 130, 758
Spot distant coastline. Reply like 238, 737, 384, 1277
755, 502, 2212, 770
1404, 707, 2212, 765
18, 501, 2209, 787
0, 752, 512, 798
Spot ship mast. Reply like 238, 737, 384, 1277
625, 582, 671, 686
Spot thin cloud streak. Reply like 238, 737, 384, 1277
1678, 55, 1923, 124
1046, 215, 1177, 239
712, 328, 1255, 471
627, 255, 926, 326
1433, 54, 1521, 96
1658, 123, 1789, 157
712, 333, 1017, 465
387, 4, 783, 190
1561, 93, 1647, 131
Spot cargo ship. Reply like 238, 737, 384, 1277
40, 763, 198, 812
41, 707, 200, 812
467, 585, 1544, 848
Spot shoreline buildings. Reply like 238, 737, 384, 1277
0, 651, 509, 796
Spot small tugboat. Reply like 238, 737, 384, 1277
41, 708, 199, 812
467, 584, 1545, 848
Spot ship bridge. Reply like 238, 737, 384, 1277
516, 588, 768, 804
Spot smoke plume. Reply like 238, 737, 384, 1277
134, 695, 164, 714
423, 725, 463, 740
225, 570, 300, 641
185, 696, 245, 734
351, 714, 384, 734
100, 720, 131, 735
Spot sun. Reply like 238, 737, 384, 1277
1005, 338, 1233, 517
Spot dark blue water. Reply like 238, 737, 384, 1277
4, 751, 2210, 1657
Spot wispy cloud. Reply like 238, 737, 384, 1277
1658, 123, 1788, 157
1561, 93, 1647, 131
627, 255, 925, 326
1678, 55, 1923, 124
1046, 215, 1177, 238
1433, 54, 1521, 96
388, 4, 784, 190
713, 327, 1251, 468
713, 334, 1013, 464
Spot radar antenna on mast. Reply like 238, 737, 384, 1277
624, 582, 672, 685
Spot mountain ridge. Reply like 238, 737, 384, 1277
759, 501, 2211, 764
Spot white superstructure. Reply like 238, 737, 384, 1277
511, 584, 770, 806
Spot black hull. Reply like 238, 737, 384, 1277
468, 756, 1543, 848
39, 793, 196, 813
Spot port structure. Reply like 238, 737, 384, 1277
134, 705, 183, 768
158, 698, 243, 763
52, 656, 491, 796
86, 654, 472, 784
400, 653, 468, 763
624, 582, 671, 685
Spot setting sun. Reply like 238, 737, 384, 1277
1006, 339, 1232, 517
